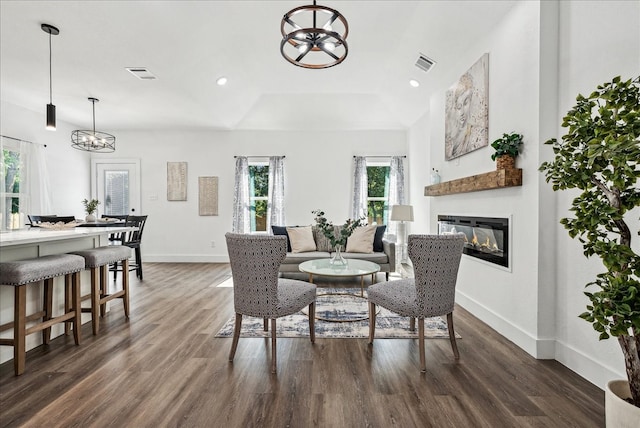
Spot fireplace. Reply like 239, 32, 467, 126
438, 215, 509, 268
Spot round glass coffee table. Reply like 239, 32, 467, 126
299, 259, 381, 322
299, 259, 380, 297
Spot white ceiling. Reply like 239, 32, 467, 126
0, 1, 518, 131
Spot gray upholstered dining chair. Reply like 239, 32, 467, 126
225, 233, 316, 373
368, 234, 465, 372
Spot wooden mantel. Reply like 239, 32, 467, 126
424, 168, 522, 196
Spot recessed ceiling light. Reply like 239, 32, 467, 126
216, 76, 228, 86
409, 79, 420, 88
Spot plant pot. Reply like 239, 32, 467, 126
85, 214, 96, 222
606, 379, 640, 427
496, 154, 515, 170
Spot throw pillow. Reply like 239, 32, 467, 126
345, 224, 377, 254
287, 226, 317, 253
271, 225, 291, 252
373, 225, 386, 252
312, 225, 332, 253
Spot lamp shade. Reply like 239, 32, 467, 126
390, 205, 414, 222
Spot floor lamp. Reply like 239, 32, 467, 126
390, 205, 414, 264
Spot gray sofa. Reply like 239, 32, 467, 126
273, 225, 395, 280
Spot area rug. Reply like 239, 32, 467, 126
215, 288, 460, 339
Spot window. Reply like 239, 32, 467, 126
1, 138, 27, 230
249, 163, 269, 232
366, 164, 390, 225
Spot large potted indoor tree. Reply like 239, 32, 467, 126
539, 76, 639, 425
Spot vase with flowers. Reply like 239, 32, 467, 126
312, 210, 365, 265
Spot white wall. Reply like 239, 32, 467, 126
411, 0, 545, 356
552, 0, 640, 389
408, 0, 638, 389
1, 100, 91, 218
94, 129, 406, 262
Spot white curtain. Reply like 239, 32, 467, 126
387, 156, 406, 238
25, 141, 52, 215
232, 156, 250, 233
351, 156, 368, 220
267, 156, 285, 230
0, 136, 51, 230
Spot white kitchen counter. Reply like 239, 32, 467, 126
0, 226, 135, 365
0, 226, 131, 248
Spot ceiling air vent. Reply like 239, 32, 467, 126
415, 54, 436, 73
125, 67, 157, 80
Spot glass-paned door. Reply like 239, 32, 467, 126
91, 159, 141, 217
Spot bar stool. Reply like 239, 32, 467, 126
71, 246, 131, 335
0, 254, 85, 376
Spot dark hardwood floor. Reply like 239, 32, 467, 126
0, 262, 603, 427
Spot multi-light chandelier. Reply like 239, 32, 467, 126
71, 98, 116, 152
280, 0, 349, 69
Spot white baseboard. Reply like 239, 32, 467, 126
144, 254, 229, 263
455, 290, 545, 358
456, 290, 623, 390
555, 339, 625, 390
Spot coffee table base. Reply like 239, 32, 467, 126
301, 292, 380, 322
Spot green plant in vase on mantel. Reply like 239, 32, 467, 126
491, 132, 523, 169
539, 76, 640, 419
312, 210, 364, 264
82, 198, 100, 222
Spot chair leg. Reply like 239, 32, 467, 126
42, 278, 53, 344
99, 265, 108, 317
418, 318, 426, 372
410, 317, 416, 331
385, 272, 389, 281
263, 318, 268, 331
271, 318, 277, 374
90, 267, 100, 335
14, 286, 26, 376
308, 302, 315, 343
122, 259, 130, 318
64, 275, 72, 336
229, 313, 242, 361
368, 302, 376, 344
447, 312, 460, 360
71, 271, 81, 345
113, 261, 118, 282
135, 248, 142, 279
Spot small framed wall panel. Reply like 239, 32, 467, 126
199, 176, 219, 216
167, 162, 187, 201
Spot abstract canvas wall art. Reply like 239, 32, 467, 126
444, 53, 489, 160
167, 161, 187, 201
198, 176, 219, 216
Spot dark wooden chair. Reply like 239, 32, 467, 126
102, 214, 129, 244
28, 215, 56, 226
53, 216, 76, 223
111, 215, 148, 280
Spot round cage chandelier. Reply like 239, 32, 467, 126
71, 98, 116, 153
280, 0, 349, 69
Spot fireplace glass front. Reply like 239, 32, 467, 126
438, 215, 509, 268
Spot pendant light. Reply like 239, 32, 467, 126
41, 23, 59, 130
71, 98, 116, 152
280, 0, 349, 69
